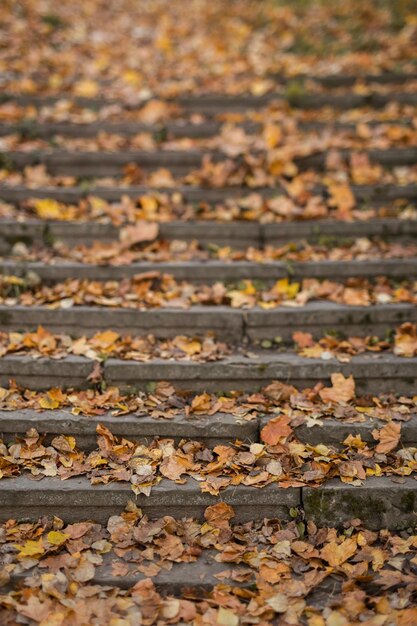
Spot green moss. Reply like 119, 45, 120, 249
0, 310, 11, 325
5, 235, 33, 246
400, 491, 415, 514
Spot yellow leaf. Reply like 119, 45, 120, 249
74, 79, 99, 98
172, 336, 201, 355
33, 199, 67, 220
266, 592, 289, 613
14, 539, 45, 558
263, 123, 282, 149
217, 607, 239, 626
122, 70, 142, 86
274, 278, 299, 299
47, 531, 70, 546
39, 388, 66, 410
91, 330, 120, 352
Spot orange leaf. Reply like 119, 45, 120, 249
260, 415, 292, 445
319, 373, 355, 404
372, 421, 401, 454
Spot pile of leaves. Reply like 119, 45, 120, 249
292, 322, 417, 359
1, 153, 417, 191
0, 327, 229, 362
0, 415, 415, 493
1, 190, 413, 225
2, 114, 417, 154
0, 323, 416, 363
1, 273, 416, 310
1, 503, 417, 625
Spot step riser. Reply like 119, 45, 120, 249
2, 90, 417, 111
1, 219, 417, 252
0, 118, 413, 139
2, 259, 416, 283
0, 354, 414, 394
1, 411, 416, 451
0, 304, 415, 341
4, 148, 417, 177
0, 410, 259, 450
1, 476, 414, 529
10, 553, 253, 593
0, 307, 245, 341
1, 184, 416, 204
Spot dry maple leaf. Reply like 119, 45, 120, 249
119, 222, 159, 248
372, 421, 402, 454
394, 323, 417, 357
320, 536, 357, 567
204, 502, 235, 528
319, 373, 355, 404
260, 415, 293, 445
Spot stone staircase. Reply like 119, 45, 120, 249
1, 69, 417, 619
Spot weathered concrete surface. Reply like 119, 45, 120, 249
11, 550, 249, 592
0, 352, 414, 392
0, 409, 258, 449
2, 258, 415, 284
104, 353, 417, 394
2, 409, 415, 451
1, 302, 414, 342
0, 355, 94, 389
296, 147, 417, 171
1, 218, 416, 254
1, 183, 416, 205
0, 476, 300, 523
0, 115, 413, 140
1, 474, 415, 529
0, 305, 245, 341
246, 302, 417, 341
263, 218, 417, 244
4, 150, 205, 177
4, 147, 416, 177
303, 476, 417, 530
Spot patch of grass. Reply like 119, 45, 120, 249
41, 14, 67, 30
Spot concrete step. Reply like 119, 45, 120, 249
0, 352, 415, 393
0, 409, 258, 450
1, 408, 416, 451
1, 183, 416, 205
0, 474, 415, 530
103, 353, 417, 394
9, 550, 251, 593
245, 302, 417, 341
1, 258, 416, 283
273, 71, 417, 88
174, 92, 417, 113
3, 147, 416, 177
1, 218, 416, 253
0, 305, 244, 341
0, 303, 414, 341
0, 476, 299, 524
0, 117, 413, 139
2, 89, 417, 111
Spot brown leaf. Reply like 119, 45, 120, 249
204, 502, 235, 528
373, 421, 401, 453
320, 537, 357, 567
260, 415, 293, 445
319, 373, 355, 404
119, 221, 159, 247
